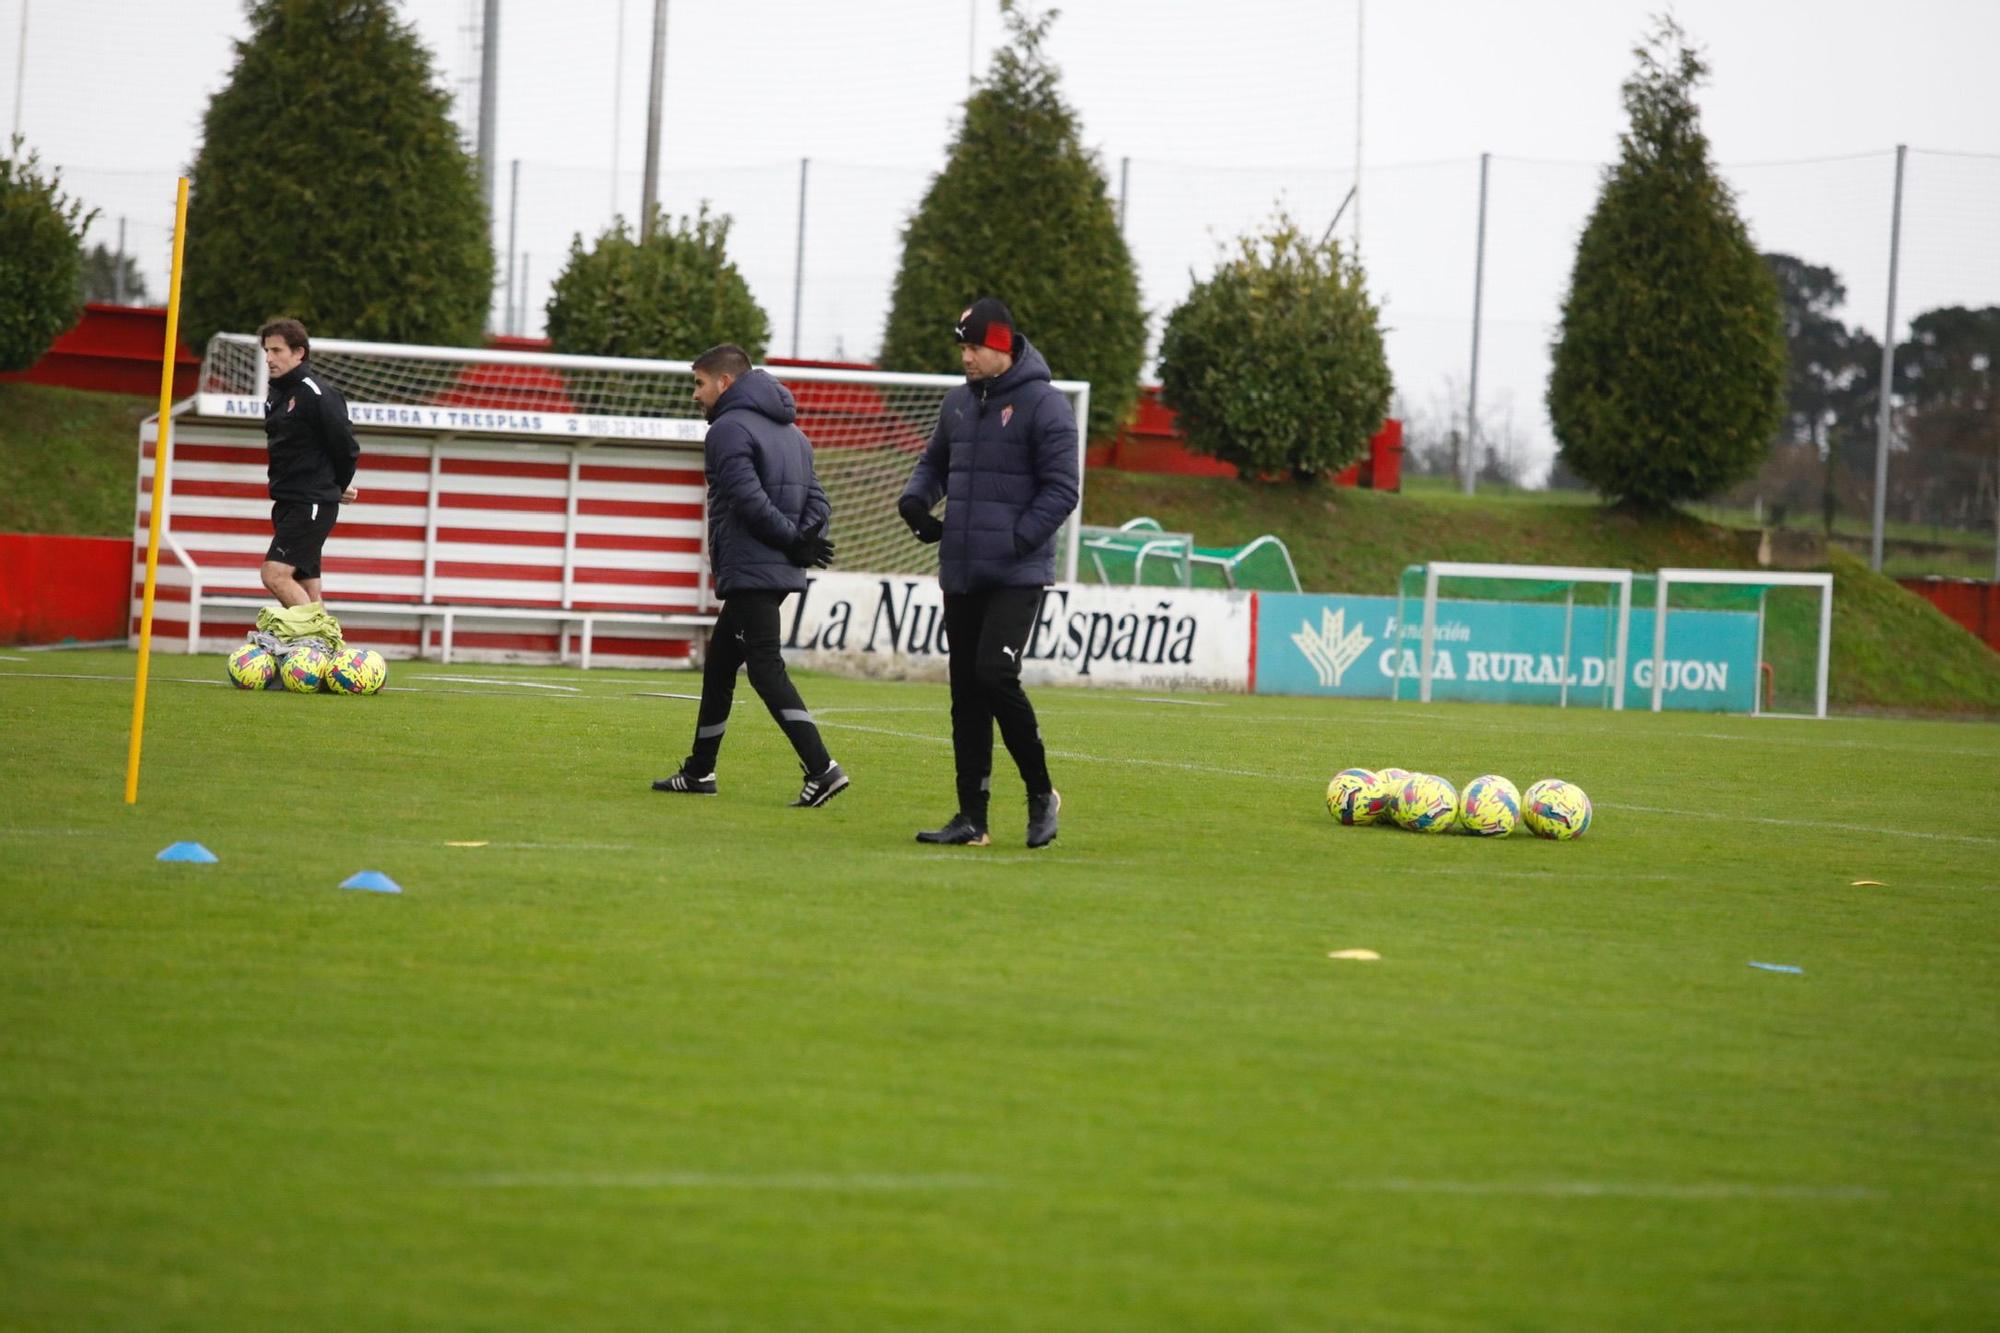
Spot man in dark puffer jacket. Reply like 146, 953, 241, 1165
654, 344, 848, 807
898, 298, 1079, 848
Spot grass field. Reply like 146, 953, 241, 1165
3, 650, 1997, 1330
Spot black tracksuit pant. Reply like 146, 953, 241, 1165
944, 586, 1054, 819
685, 591, 830, 777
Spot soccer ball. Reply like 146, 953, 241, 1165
226, 643, 276, 690
1523, 778, 1593, 840
1393, 773, 1460, 834
1325, 768, 1392, 826
281, 644, 332, 693
1458, 774, 1522, 837
326, 647, 388, 695
1375, 767, 1413, 822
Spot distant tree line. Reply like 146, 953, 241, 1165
1721, 253, 1998, 535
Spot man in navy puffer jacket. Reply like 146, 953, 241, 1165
898, 299, 1079, 848
654, 345, 848, 808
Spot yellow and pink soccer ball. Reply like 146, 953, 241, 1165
1458, 774, 1522, 837
1325, 768, 1392, 826
1393, 773, 1459, 834
280, 644, 332, 693
1375, 767, 1413, 822
226, 643, 276, 690
326, 647, 387, 695
1523, 778, 1593, 840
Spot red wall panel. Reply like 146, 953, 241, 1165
0, 304, 200, 398
1898, 577, 1999, 651
0, 534, 133, 644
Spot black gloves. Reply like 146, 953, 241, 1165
899, 495, 944, 545
786, 518, 836, 569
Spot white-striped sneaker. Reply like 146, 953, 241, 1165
792, 760, 849, 808
651, 769, 717, 794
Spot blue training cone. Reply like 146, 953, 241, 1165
157, 842, 219, 863
340, 871, 402, 894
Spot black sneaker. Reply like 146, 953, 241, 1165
791, 759, 850, 808
916, 813, 990, 846
1026, 790, 1061, 848
651, 769, 717, 794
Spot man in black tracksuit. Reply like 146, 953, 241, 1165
258, 318, 359, 607
653, 344, 848, 808
898, 298, 1079, 849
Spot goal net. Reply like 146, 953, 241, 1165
197, 333, 1090, 581
1393, 562, 1634, 709
1642, 569, 1833, 718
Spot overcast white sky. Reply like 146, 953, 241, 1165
8, 0, 2000, 478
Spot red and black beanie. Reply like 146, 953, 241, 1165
953, 297, 1014, 352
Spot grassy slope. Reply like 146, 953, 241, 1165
1, 656, 1996, 1330
1083, 472, 2000, 715
0, 382, 148, 536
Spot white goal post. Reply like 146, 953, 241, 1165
196, 333, 1093, 583
1650, 569, 1833, 718
1414, 562, 1634, 708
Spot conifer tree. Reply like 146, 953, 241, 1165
1546, 18, 1785, 507
881, 2, 1143, 440
182, 0, 492, 349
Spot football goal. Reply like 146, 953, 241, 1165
1644, 569, 1834, 718
196, 333, 1092, 582
1394, 561, 1634, 708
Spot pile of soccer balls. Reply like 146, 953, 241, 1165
1324, 767, 1591, 840
226, 641, 388, 696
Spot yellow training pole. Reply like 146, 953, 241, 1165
125, 176, 190, 804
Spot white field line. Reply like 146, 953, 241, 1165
873, 850, 1138, 867
822, 718, 2000, 848
10, 668, 1994, 828
457, 1171, 995, 1191
818, 720, 1293, 781
0, 654, 27, 662
1603, 801, 2000, 846
0, 670, 228, 688
1329, 1178, 1883, 1201
8, 664, 1995, 759
412, 674, 581, 692
1024, 703, 2000, 759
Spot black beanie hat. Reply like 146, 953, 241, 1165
953, 297, 1014, 353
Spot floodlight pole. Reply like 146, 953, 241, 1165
610, 0, 625, 214
791, 157, 808, 358
640, 0, 669, 240
1353, 0, 1364, 257
1118, 156, 1130, 233
10, 0, 27, 143
505, 158, 520, 335
477, 0, 498, 218
1464, 151, 1489, 497
1869, 144, 1905, 573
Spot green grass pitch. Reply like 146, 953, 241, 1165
2, 651, 1997, 1329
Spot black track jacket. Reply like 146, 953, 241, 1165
263, 360, 360, 503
